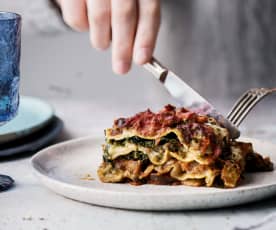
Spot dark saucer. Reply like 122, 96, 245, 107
0, 116, 63, 157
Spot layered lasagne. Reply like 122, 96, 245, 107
98, 105, 273, 188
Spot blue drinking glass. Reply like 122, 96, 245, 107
0, 12, 21, 125
0, 12, 20, 191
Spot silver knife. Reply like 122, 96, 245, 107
143, 57, 240, 139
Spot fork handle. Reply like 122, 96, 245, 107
143, 57, 168, 83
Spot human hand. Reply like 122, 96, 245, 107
56, 0, 161, 74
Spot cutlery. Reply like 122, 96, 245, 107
143, 57, 240, 139
227, 88, 276, 127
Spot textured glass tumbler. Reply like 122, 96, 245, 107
0, 12, 21, 125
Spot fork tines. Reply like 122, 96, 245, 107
227, 88, 276, 127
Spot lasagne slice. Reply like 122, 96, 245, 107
98, 105, 273, 188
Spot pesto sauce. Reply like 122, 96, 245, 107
106, 132, 182, 161
123, 151, 149, 161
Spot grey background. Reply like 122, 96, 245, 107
0, 0, 275, 137
158, 0, 276, 99
1, 0, 275, 101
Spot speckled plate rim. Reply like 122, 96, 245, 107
0, 96, 54, 143
31, 136, 276, 210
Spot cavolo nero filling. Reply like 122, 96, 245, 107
103, 133, 181, 162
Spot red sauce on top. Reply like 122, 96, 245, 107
112, 104, 210, 137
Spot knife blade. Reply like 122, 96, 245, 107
143, 57, 240, 139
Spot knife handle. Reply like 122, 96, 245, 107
143, 57, 168, 83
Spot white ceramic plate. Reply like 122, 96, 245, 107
0, 96, 54, 144
32, 136, 276, 210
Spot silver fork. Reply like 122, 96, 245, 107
227, 88, 276, 127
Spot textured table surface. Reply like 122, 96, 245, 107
1, 99, 276, 230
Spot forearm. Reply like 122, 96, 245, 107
28, 0, 66, 34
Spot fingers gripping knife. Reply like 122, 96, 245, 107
143, 57, 240, 139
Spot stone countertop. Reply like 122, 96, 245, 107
1, 98, 276, 230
